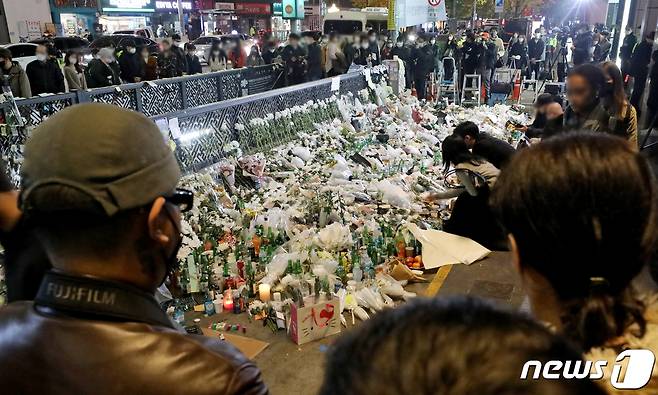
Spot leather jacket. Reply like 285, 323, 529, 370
0, 271, 269, 395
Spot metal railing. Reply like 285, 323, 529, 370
0, 65, 385, 182
0, 64, 283, 127
152, 68, 386, 174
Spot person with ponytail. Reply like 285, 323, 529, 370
491, 132, 658, 393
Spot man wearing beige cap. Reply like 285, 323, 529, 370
0, 103, 268, 395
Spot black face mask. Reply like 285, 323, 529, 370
160, 205, 183, 285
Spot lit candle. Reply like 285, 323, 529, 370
259, 283, 271, 302
223, 297, 233, 312
223, 289, 233, 312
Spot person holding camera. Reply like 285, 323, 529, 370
572, 24, 593, 66
507, 34, 528, 71
281, 33, 306, 86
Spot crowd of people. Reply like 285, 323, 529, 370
0, 24, 657, 395
3, 24, 657, 126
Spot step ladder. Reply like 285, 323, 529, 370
438, 57, 458, 104
461, 74, 481, 106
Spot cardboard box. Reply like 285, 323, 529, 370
289, 298, 341, 345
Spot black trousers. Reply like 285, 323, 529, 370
443, 188, 507, 251
415, 76, 427, 100
631, 72, 648, 118
557, 63, 567, 82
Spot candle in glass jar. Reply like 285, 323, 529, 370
259, 283, 271, 302
223, 290, 233, 311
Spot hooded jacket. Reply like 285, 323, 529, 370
1, 61, 31, 98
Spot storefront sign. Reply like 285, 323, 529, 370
281, 0, 303, 19
102, 0, 155, 12
156, 1, 192, 9
53, 0, 98, 7
272, 2, 282, 16
234, 2, 271, 14
216, 2, 235, 10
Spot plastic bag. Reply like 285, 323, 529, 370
291, 146, 312, 162
374, 179, 411, 209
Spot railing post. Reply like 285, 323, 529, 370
135, 86, 143, 113
76, 89, 89, 104
180, 79, 188, 109
217, 73, 223, 102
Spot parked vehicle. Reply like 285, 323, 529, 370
191, 34, 255, 64
112, 27, 155, 40
83, 34, 160, 64
322, 7, 388, 39
30, 36, 90, 58
2, 43, 38, 70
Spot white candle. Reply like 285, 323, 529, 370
259, 283, 271, 302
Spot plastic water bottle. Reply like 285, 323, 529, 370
204, 294, 216, 316
173, 300, 185, 325
531, 71, 536, 80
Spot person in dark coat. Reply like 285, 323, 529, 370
0, 162, 50, 302
280, 33, 306, 86
453, 121, 515, 170
478, 32, 497, 101
262, 40, 279, 64
460, 32, 482, 96
343, 33, 361, 66
592, 31, 611, 63
25, 44, 64, 95
366, 30, 381, 66
647, 50, 658, 127
170, 33, 188, 74
304, 32, 323, 81
86, 47, 121, 88
381, 40, 394, 60
517, 93, 558, 138
461, 32, 481, 93
507, 35, 528, 70
527, 32, 545, 78
354, 33, 370, 66
620, 27, 637, 81
184, 43, 203, 74
572, 25, 593, 66
118, 40, 144, 83
412, 34, 435, 101
157, 39, 183, 78
391, 36, 412, 89
629, 32, 655, 117
441, 34, 459, 82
